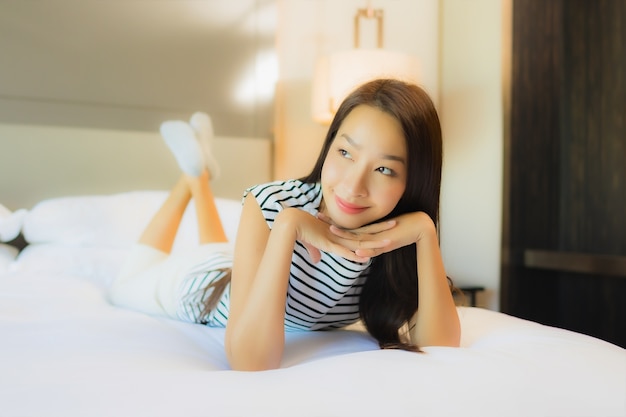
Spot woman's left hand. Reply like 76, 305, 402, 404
327, 211, 436, 258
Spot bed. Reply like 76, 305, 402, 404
1, 125, 625, 417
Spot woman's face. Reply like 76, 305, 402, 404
321, 104, 407, 230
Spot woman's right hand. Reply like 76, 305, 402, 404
279, 208, 389, 264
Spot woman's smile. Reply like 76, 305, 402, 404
335, 195, 368, 215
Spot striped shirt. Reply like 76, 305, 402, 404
177, 179, 371, 331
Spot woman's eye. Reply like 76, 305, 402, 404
376, 166, 394, 176
339, 149, 352, 159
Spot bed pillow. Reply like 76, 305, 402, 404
11, 243, 125, 287
0, 243, 19, 274
22, 191, 242, 250
0, 204, 27, 242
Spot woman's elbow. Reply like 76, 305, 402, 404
226, 349, 282, 372
225, 327, 283, 371
411, 320, 461, 348
228, 357, 280, 372
417, 334, 461, 349
432, 321, 461, 348
438, 334, 461, 348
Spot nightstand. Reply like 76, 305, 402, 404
458, 286, 485, 307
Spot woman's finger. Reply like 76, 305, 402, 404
353, 220, 397, 234
331, 244, 371, 263
337, 237, 391, 253
354, 241, 393, 258
302, 241, 322, 263
330, 220, 396, 238
316, 212, 333, 225
329, 225, 391, 249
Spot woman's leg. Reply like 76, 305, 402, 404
140, 170, 228, 250
190, 112, 220, 180
158, 115, 225, 245
140, 114, 225, 250
110, 117, 227, 317
110, 171, 228, 317
138, 175, 191, 254
186, 169, 228, 244
109, 177, 192, 316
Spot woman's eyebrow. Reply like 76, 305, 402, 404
341, 133, 405, 164
341, 133, 361, 148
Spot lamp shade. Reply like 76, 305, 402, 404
311, 49, 419, 124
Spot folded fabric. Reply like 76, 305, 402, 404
11, 243, 125, 287
21, 191, 242, 250
0, 204, 27, 242
0, 243, 19, 273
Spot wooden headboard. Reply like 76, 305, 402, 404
0, 123, 273, 211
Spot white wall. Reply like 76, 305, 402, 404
0, 123, 272, 210
275, 0, 507, 310
439, 0, 509, 310
274, 0, 439, 179
0, 1, 275, 137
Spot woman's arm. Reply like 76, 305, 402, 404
225, 194, 377, 371
409, 212, 460, 347
225, 193, 293, 371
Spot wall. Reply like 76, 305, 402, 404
274, 0, 439, 180
0, 1, 275, 137
439, 0, 508, 310
275, 0, 507, 310
0, 1, 276, 207
0, 123, 272, 210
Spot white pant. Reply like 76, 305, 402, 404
108, 243, 233, 319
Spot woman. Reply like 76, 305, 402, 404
109, 79, 460, 372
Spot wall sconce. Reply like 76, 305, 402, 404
311, 6, 420, 125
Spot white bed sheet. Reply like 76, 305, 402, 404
1, 191, 624, 416
1, 268, 624, 417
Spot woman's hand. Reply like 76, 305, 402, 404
329, 210, 460, 347
327, 211, 437, 258
283, 208, 391, 264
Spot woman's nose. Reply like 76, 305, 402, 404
343, 167, 368, 197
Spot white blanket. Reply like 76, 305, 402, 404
1, 191, 624, 416
1, 269, 624, 417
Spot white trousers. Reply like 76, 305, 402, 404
108, 243, 233, 319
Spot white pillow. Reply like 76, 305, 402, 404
0, 204, 28, 242
22, 191, 242, 249
0, 243, 19, 274
11, 243, 127, 287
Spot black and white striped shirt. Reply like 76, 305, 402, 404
179, 180, 371, 331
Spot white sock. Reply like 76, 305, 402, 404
160, 120, 205, 177
189, 112, 220, 180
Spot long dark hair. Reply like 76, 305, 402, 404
300, 79, 444, 350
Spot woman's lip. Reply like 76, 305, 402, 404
335, 196, 367, 214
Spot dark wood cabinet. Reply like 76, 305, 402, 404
502, 0, 626, 347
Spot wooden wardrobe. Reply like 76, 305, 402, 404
502, 0, 626, 347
